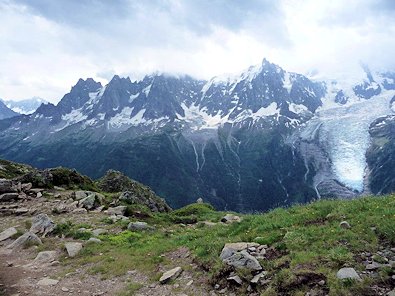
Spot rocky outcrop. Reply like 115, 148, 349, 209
220, 242, 265, 271
97, 170, 171, 212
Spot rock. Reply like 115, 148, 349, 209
220, 242, 260, 260
92, 229, 107, 236
72, 208, 88, 214
79, 193, 97, 210
7, 232, 42, 249
30, 214, 56, 237
0, 227, 17, 242
53, 186, 65, 191
21, 183, 32, 191
336, 267, 361, 281
223, 250, 262, 270
159, 266, 182, 284
97, 170, 171, 212
61, 287, 69, 292
388, 289, 395, 296
14, 208, 29, 215
221, 214, 241, 224
32, 251, 57, 265
0, 179, 17, 193
340, 221, 351, 229
65, 242, 83, 257
36, 192, 43, 198
127, 221, 154, 231
37, 278, 59, 286
250, 271, 267, 284
74, 191, 88, 200
107, 206, 127, 216
87, 238, 101, 244
227, 275, 243, 285
196, 198, 204, 204
366, 262, 382, 270
0, 193, 20, 202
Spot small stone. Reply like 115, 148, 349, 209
196, 198, 204, 204
318, 280, 325, 286
227, 275, 242, 285
87, 238, 101, 244
37, 278, 59, 286
340, 221, 351, 229
366, 261, 381, 270
221, 214, 241, 224
92, 229, 107, 236
61, 287, 69, 292
186, 280, 193, 286
250, 271, 267, 284
127, 221, 154, 231
336, 267, 361, 281
159, 266, 182, 284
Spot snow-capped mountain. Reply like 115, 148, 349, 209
4, 97, 47, 114
0, 100, 19, 120
0, 59, 394, 211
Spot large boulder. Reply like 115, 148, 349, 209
30, 214, 56, 237
0, 193, 20, 202
7, 232, 42, 249
107, 206, 127, 216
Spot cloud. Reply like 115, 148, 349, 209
0, 0, 394, 102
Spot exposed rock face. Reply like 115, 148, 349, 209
30, 214, 56, 237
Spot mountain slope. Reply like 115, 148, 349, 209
0, 100, 19, 120
0, 59, 394, 210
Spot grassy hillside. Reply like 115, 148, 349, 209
59, 195, 395, 295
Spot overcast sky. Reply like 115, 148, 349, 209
1, 0, 395, 103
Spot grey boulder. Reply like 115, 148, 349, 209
7, 232, 42, 250
0, 227, 17, 242
30, 214, 56, 237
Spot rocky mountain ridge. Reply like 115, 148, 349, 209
0, 59, 394, 210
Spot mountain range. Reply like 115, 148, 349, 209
0, 59, 394, 211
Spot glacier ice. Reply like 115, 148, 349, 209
315, 92, 394, 192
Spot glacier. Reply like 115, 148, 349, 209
314, 91, 395, 192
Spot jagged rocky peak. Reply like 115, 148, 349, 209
57, 78, 102, 114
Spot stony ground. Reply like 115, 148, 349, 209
0, 193, 215, 296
